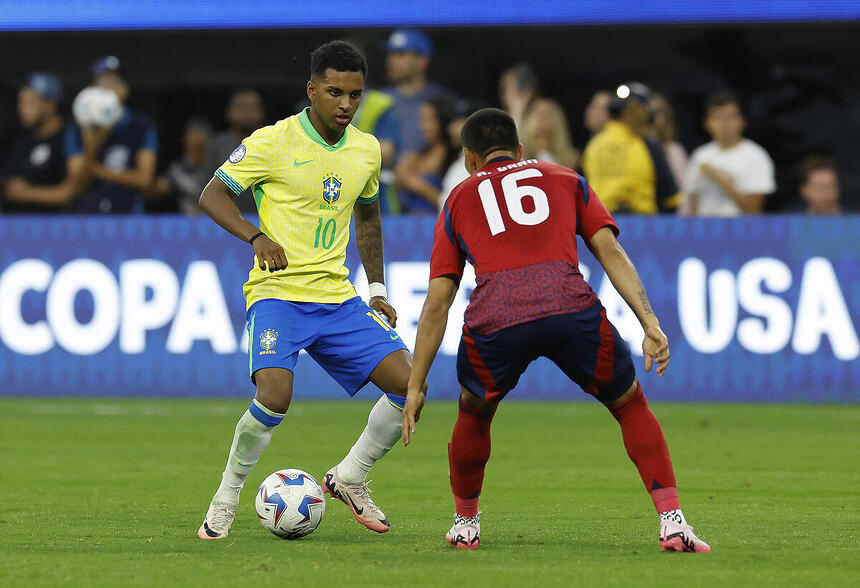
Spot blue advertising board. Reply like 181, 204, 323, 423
2, 1, 859, 31
0, 215, 857, 402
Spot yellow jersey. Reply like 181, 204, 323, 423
583, 120, 678, 215
215, 108, 381, 308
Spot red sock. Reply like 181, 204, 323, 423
448, 400, 495, 518
610, 383, 680, 513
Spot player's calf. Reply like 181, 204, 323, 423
198, 394, 287, 540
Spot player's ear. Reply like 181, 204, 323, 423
463, 147, 479, 175
516, 143, 524, 160
306, 80, 315, 103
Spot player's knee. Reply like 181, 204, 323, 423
255, 388, 292, 415
254, 368, 294, 415
603, 378, 642, 410
459, 387, 497, 415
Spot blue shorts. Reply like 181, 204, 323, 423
247, 297, 408, 396
457, 303, 636, 403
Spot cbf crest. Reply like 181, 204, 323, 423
259, 329, 278, 355
322, 175, 342, 205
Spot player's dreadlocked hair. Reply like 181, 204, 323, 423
310, 41, 367, 78
461, 108, 519, 158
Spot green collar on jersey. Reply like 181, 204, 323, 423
298, 108, 348, 151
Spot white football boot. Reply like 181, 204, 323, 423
445, 512, 481, 550
323, 467, 390, 533
197, 500, 237, 540
659, 519, 711, 553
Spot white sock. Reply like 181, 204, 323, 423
659, 509, 687, 526
337, 395, 403, 484
213, 400, 284, 505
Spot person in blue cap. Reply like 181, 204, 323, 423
382, 29, 458, 214
65, 55, 159, 213
0, 72, 75, 212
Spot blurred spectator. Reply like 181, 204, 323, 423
521, 98, 579, 169
584, 90, 611, 136
649, 93, 688, 193
65, 56, 159, 213
395, 96, 458, 214
383, 29, 457, 157
440, 99, 483, 205
798, 156, 842, 215
206, 88, 265, 213
499, 62, 540, 131
684, 91, 775, 216
0, 72, 73, 212
150, 119, 211, 214
353, 88, 401, 214
583, 82, 678, 214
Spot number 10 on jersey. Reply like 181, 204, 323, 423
478, 169, 550, 236
314, 217, 336, 249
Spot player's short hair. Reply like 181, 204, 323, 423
461, 108, 519, 158
705, 91, 742, 115
310, 41, 367, 78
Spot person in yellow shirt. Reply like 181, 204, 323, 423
196, 41, 422, 540
583, 82, 679, 214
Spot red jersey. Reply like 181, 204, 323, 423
430, 158, 618, 335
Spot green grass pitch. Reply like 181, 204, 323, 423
1, 399, 857, 586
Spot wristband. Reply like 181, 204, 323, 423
369, 282, 387, 299
248, 232, 265, 245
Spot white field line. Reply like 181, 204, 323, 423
20, 402, 307, 418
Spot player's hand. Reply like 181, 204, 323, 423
642, 324, 670, 377
401, 384, 426, 447
370, 297, 397, 328
252, 234, 288, 272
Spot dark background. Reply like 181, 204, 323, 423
1, 22, 858, 211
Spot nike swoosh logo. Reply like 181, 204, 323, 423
293, 158, 314, 167
324, 474, 364, 516
389, 333, 400, 341
345, 493, 364, 516
237, 460, 253, 467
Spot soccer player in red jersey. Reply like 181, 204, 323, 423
401, 108, 710, 553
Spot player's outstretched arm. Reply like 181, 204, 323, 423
587, 227, 670, 377
402, 277, 459, 446
199, 176, 287, 272
354, 199, 397, 326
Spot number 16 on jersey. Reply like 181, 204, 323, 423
478, 169, 550, 236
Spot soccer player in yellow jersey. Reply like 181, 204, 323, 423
196, 41, 422, 539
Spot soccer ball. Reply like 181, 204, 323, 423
255, 469, 326, 539
72, 86, 123, 128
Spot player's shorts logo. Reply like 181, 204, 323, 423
259, 329, 278, 355
323, 176, 342, 204
228, 144, 246, 164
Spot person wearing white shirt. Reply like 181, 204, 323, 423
684, 92, 775, 216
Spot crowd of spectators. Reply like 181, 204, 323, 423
0, 29, 849, 217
